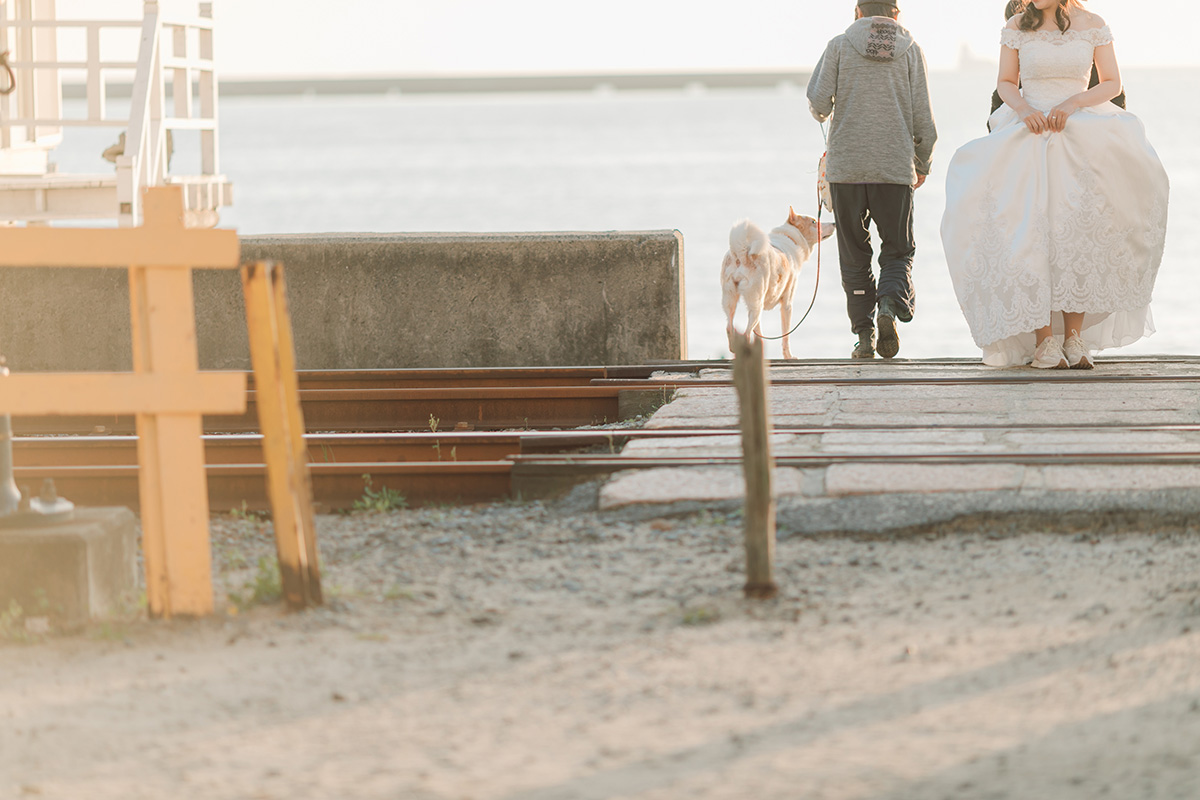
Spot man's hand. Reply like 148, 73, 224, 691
914, 174, 927, 189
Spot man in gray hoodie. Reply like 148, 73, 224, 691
807, 0, 936, 359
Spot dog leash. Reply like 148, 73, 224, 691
758, 122, 828, 342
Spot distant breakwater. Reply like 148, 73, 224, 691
63, 71, 813, 99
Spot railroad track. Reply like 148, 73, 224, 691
13, 366, 691, 436
16, 360, 1200, 436
13, 361, 1200, 511
8, 363, 691, 509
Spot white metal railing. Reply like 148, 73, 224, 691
0, 1, 223, 224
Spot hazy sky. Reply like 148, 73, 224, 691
54, 0, 1197, 77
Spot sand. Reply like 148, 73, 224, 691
3, 499, 1200, 799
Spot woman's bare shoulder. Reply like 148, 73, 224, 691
1005, 15, 1021, 30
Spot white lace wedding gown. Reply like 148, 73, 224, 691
941, 25, 1169, 367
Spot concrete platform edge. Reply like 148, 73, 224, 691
594, 488, 1200, 538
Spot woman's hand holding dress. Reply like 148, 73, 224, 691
1018, 105, 1050, 134
1046, 97, 1081, 132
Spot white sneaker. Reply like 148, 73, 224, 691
1031, 337, 1069, 370
1063, 332, 1094, 370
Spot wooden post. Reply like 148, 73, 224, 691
732, 334, 778, 599
128, 188, 222, 617
242, 261, 322, 610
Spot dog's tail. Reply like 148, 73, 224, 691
728, 219, 771, 268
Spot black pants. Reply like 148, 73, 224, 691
830, 182, 917, 336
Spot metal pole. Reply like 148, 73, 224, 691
0, 359, 73, 526
0, 415, 20, 517
0, 360, 19, 516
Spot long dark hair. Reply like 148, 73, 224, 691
1018, 1, 1082, 32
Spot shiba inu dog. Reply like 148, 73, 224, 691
721, 208, 835, 359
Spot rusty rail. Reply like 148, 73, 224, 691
12, 385, 657, 435
17, 360, 1200, 511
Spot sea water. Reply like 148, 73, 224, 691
53, 67, 1200, 361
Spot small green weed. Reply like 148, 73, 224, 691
353, 474, 408, 514
0, 587, 58, 642
681, 605, 721, 627
228, 556, 283, 610
430, 441, 459, 461
218, 547, 250, 570
92, 621, 126, 642
229, 500, 269, 523
429, 416, 445, 459
0, 600, 28, 641
383, 584, 415, 602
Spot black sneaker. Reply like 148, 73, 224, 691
876, 298, 901, 359
851, 331, 875, 359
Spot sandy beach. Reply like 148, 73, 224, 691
3, 496, 1200, 799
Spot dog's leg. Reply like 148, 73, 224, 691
780, 299, 794, 360
746, 305, 764, 347
723, 288, 740, 353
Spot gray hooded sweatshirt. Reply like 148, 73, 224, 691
806, 16, 937, 185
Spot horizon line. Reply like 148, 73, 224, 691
61, 64, 1189, 99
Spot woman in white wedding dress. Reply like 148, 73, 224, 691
941, 0, 1169, 369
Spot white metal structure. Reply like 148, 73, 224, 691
0, 0, 231, 226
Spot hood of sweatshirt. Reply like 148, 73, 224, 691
844, 16, 913, 63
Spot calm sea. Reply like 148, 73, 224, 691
56, 67, 1199, 361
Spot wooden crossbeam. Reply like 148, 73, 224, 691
0, 188, 239, 267
0, 373, 245, 416
0, 227, 240, 268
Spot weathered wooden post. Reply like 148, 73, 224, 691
732, 334, 778, 599
242, 260, 323, 610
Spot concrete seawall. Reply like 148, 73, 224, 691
0, 231, 686, 371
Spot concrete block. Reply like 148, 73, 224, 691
617, 388, 678, 421
621, 434, 745, 454
0, 267, 132, 373
1005, 431, 1189, 452
0, 231, 686, 371
820, 430, 993, 454
599, 466, 807, 510
621, 433, 807, 458
825, 463, 1026, 496
644, 387, 738, 420
644, 387, 835, 425
833, 398, 1009, 415
1040, 465, 1200, 492
0, 508, 138, 625
644, 415, 741, 430
230, 232, 686, 369
624, 431, 811, 455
